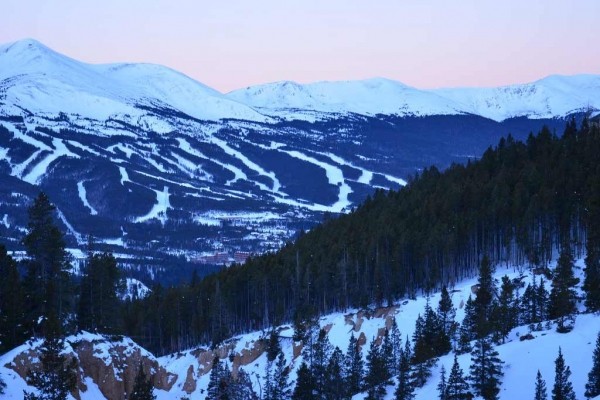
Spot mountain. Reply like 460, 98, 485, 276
228, 75, 600, 122
0, 38, 593, 282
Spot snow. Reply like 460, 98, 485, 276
278, 148, 352, 212
133, 186, 171, 225
228, 75, 600, 122
0, 39, 271, 124
22, 138, 80, 184
119, 278, 151, 300
118, 166, 130, 185
77, 181, 98, 215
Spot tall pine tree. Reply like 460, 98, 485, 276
446, 354, 469, 400
344, 334, 364, 396
585, 332, 600, 399
551, 348, 575, 400
0, 245, 25, 352
469, 336, 503, 400
534, 370, 547, 400
549, 247, 578, 332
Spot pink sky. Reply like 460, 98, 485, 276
2, 0, 599, 93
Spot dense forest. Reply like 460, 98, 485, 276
1, 117, 600, 360
123, 117, 600, 354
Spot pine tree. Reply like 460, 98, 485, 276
365, 338, 389, 399
390, 318, 403, 375
469, 336, 503, 400
412, 301, 449, 388
311, 328, 333, 397
130, 364, 156, 400
231, 368, 258, 400
457, 295, 476, 354
438, 286, 457, 341
394, 339, 414, 400
77, 252, 122, 333
266, 352, 291, 400
325, 347, 346, 400
0, 372, 5, 395
22, 193, 73, 335
492, 276, 517, 343
266, 329, 282, 362
474, 256, 496, 338
584, 174, 600, 313
551, 348, 575, 400
585, 332, 600, 399
447, 354, 469, 400
437, 365, 448, 400
382, 329, 395, 375
345, 334, 364, 396
535, 370, 547, 400
292, 362, 314, 400
207, 357, 229, 400
0, 245, 25, 352
549, 247, 578, 332
24, 312, 77, 400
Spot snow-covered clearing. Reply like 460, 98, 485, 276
134, 186, 171, 225
77, 181, 98, 215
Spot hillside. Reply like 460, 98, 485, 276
1, 258, 598, 399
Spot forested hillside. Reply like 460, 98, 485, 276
121, 117, 600, 354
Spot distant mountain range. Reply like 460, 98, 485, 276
0, 38, 596, 282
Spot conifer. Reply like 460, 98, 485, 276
551, 348, 575, 400
585, 332, 600, 399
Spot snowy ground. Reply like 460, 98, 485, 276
1, 258, 598, 399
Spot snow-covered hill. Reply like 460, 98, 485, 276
0, 39, 269, 123
228, 75, 600, 122
1, 258, 598, 399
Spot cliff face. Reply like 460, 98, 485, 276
3, 333, 177, 400
0, 308, 395, 399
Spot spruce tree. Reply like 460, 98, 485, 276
207, 357, 229, 400
267, 352, 291, 400
585, 332, 600, 399
325, 347, 346, 400
535, 370, 547, 400
457, 296, 476, 354
437, 365, 448, 400
447, 354, 469, 400
551, 348, 575, 400
345, 334, 364, 396
584, 174, 600, 313
366, 338, 389, 399
311, 328, 333, 397
390, 318, 403, 375
292, 362, 314, 400
130, 364, 156, 400
492, 276, 517, 343
266, 329, 281, 362
474, 256, 496, 338
0, 245, 25, 352
22, 193, 73, 334
438, 286, 457, 341
24, 312, 77, 400
232, 368, 258, 400
469, 336, 503, 400
394, 339, 414, 400
549, 247, 578, 332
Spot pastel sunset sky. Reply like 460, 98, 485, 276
2, 0, 599, 92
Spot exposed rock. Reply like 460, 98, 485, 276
182, 365, 196, 394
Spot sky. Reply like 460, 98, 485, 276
2, 0, 600, 93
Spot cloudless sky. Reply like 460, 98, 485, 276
2, 0, 599, 92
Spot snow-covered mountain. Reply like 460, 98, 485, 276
228, 75, 600, 122
1, 258, 598, 399
0, 39, 590, 277
0, 39, 269, 124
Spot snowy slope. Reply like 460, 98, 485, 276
3, 258, 597, 399
228, 75, 600, 122
0, 39, 269, 123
